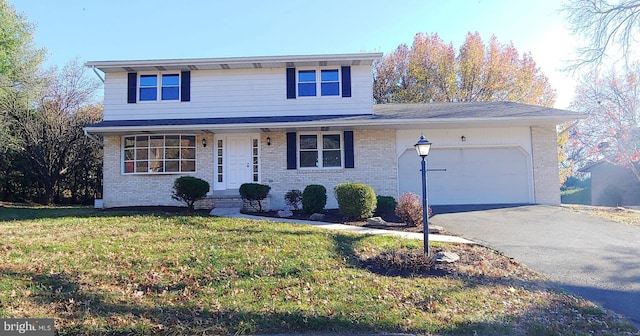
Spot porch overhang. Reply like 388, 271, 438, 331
84, 116, 581, 136
83, 102, 586, 136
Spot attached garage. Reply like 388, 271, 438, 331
398, 147, 533, 205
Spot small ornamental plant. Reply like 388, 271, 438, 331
395, 192, 432, 227
171, 176, 210, 211
284, 189, 303, 211
375, 195, 397, 217
302, 184, 327, 214
239, 183, 271, 212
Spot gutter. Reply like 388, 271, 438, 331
83, 115, 586, 135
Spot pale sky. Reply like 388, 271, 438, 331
9, 0, 578, 108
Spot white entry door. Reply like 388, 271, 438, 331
225, 135, 253, 189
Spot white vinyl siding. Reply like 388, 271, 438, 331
102, 65, 373, 121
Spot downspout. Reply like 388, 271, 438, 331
558, 119, 580, 136
91, 65, 105, 83
85, 65, 104, 147
83, 129, 103, 148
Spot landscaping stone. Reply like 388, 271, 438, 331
429, 225, 446, 234
367, 217, 388, 226
309, 213, 326, 221
277, 209, 293, 218
434, 251, 460, 263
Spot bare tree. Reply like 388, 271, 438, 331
564, 0, 640, 71
568, 64, 640, 181
2, 60, 102, 204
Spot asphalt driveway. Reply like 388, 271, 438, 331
430, 205, 640, 327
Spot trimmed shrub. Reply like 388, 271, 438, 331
284, 189, 303, 211
334, 182, 377, 220
395, 192, 432, 227
171, 176, 210, 211
375, 195, 397, 217
302, 184, 327, 214
239, 183, 271, 212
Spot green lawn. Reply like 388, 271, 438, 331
0, 204, 636, 335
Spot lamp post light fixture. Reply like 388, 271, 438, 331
414, 134, 432, 256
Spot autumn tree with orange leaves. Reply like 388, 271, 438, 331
373, 32, 556, 107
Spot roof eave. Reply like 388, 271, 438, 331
85, 52, 383, 72
84, 115, 584, 135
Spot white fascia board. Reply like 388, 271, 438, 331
85, 53, 383, 71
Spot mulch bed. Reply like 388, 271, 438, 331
249, 208, 425, 233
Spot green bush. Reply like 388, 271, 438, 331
334, 182, 377, 220
171, 176, 210, 211
375, 195, 397, 216
302, 184, 327, 214
239, 183, 271, 212
284, 189, 303, 211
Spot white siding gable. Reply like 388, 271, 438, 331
102, 65, 373, 121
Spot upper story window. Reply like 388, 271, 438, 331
296, 69, 340, 97
321, 69, 339, 96
286, 66, 350, 99
298, 70, 317, 97
299, 132, 342, 169
139, 75, 158, 101
128, 71, 190, 103
139, 74, 180, 101
162, 74, 180, 100
123, 135, 196, 174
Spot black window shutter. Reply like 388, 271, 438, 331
127, 73, 137, 103
286, 132, 297, 169
341, 66, 351, 98
344, 131, 354, 168
181, 71, 191, 102
286, 68, 296, 99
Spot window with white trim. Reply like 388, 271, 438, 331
298, 133, 342, 168
297, 68, 340, 97
320, 69, 339, 96
252, 138, 259, 182
123, 135, 196, 174
217, 139, 223, 182
139, 73, 180, 101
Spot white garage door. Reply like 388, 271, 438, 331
398, 147, 531, 205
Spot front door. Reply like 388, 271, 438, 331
226, 135, 253, 189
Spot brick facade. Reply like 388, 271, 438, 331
102, 134, 215, 209
260, 129, 398, 209
101, 126, 560, 209
531, 125, 561, 205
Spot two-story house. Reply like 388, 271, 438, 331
84, 53, 582, 210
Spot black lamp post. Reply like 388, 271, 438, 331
414, 135, 432, 256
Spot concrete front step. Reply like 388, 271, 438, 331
214, 199, 244, 208
210, 207, 241, 216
